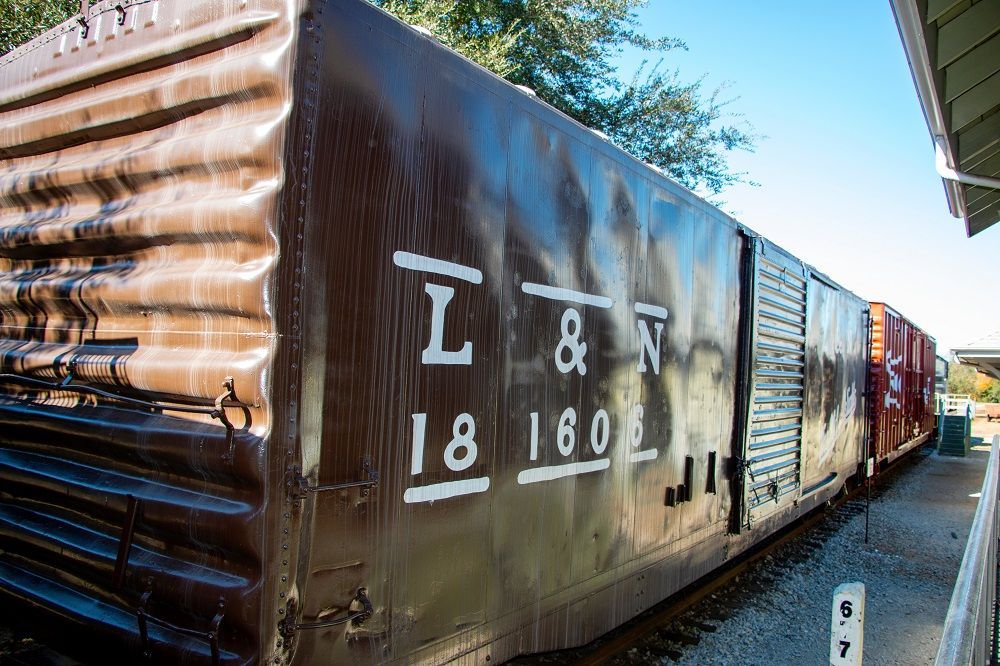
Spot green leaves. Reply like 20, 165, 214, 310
377, 0, 523, 76
1, 0, 755, 195
948, 362, 1000, 402
372, 0, 755, 194
0, 0, 78, 56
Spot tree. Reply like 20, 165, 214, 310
947, 363, 978, 396
981, 380, 1000, 404
373, 0, 755, 194
947, 362, 1000, 402
0, 0, 78, 55
2, 0, 756, 194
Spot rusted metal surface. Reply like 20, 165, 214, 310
0, 0, 300, 663
868, 302, 937, 466
0, 1, 923, 664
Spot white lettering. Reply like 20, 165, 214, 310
629, 404, 644, 448
884, 354, 902, 409
557, 407, 577, 456
636, 320, 664, 374
393, 250, 483, 284
634, 302, 669, 319
591, 409, 610, 454
444, 413, 477, 471
517, 459, 610, 484
555, 308, 588, 375
529, 412, 539, 461
421, 283, 473, 365
521, 282, 612, 309
410, 413, 427, 475
629, 449, 657, 463
404, 478, 490, 503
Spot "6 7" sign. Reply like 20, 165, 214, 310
830, 582, 865, 665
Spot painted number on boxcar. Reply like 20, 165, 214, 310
393, 250, 668, 504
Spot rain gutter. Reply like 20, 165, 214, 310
889, 0, 968, 220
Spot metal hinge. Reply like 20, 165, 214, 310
279, 588, 372, 639
735, 455, 756, 483
289, 458, 379, 500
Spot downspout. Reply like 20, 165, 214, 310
934, 137, 1000, 190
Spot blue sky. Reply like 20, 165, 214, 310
618, 1, 1000, 355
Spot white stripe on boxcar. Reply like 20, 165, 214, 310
517, 459, 610, 484
393, 250, 483, 284
629, 449, 658, 463
634, 302, 669, 319
520, 282, 612, 308
403, 477, 490, 503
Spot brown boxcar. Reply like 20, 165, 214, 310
868, 302, 937, 466
0, 0, 872, 664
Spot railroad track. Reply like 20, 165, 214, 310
553, 451, 929, 665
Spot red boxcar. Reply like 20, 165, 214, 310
868, 303, 937, 466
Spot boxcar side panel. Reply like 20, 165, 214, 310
800, 272, 867, 494
0, 0, 303, 663
287, 2, 815, 664
868, 302, 936, 465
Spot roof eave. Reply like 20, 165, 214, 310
890, 0, 967, 223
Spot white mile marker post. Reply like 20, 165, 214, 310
830, 582, 865, 665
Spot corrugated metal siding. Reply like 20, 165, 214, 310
0, 0, 297, 662
741, 240, 807, 526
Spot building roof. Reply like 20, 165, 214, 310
953, 329, 1000, 379
890, 0, 1000, 236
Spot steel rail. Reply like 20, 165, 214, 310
935, 435, 1000, 666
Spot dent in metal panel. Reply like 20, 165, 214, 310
500, 105, 598, 611
565, 147, 649, 617
687, 211, 741, 528
0, 0, 300, 663
643, 190, 696, 550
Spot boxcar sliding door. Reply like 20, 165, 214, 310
739, 238, 808, 530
